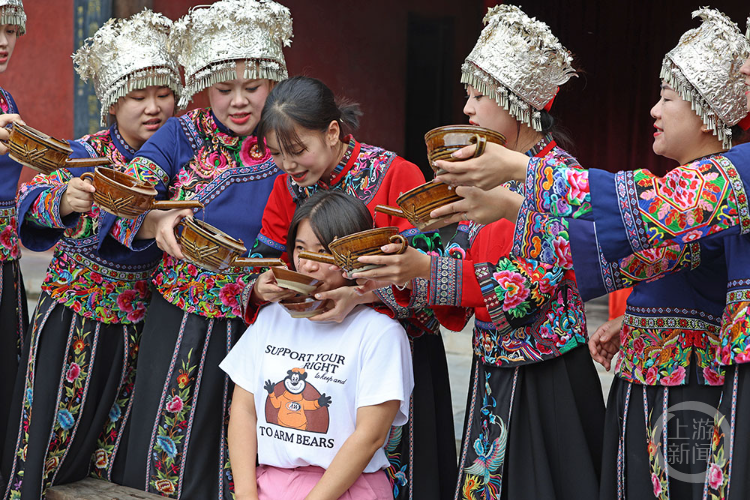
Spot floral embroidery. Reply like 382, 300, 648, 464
614, 311, 724, 386
91, 327, 140, 479
151, 346, 197, 496
152, 255, 248, 319
42, 251, 152, 325
471, 277, 587, 367
719, 286, 750, 365
645, 404, 669, 500
0, 204, 20, 261
111, 109, 277, 319
523, 155, 592, 218
16, 128, 158, 324
479, 258, 563, 324
8, 298, 102, 498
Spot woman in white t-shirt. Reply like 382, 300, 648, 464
221, 190, 413, 500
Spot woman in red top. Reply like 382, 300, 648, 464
245, 76, 456, 500
353, 6, 605, 498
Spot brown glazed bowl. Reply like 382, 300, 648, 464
297, 226, 408, 276
271, 267, 322, 295
424, 124, 506, 174
176, 216, 284, 272
375, 181, 462, 231
80, 167, 203, 219
279, 295, 330, 318
7, 123, 111, 174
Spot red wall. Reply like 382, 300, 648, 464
154, 0, 481, 155
4, 2, 74, 184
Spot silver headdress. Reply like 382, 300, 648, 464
661, 8, 750, 149
170, 0, 293, 108
461, 4, 576, 131
72, 9, 183, 127
0, 0, 25, 36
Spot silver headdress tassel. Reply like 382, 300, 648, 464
170, 0, 293, 108
661, 8, 750, 149
72, 9, 183, 127
0, 0, 25, 35
461, 4, 576, 132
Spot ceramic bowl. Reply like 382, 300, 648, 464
424, 124, 506, 174
297, 226, 407, 275
271, 267, 322, 295
80, 167, 203, 219
279, 295, 330, 318
7, 123, 111, 174
177, 216, 284, 272
375, 181, 462, 231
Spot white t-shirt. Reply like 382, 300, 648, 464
220, 303, 413, 473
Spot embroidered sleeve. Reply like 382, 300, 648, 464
474, 257, 566, 329
511, 210, 573, 269
523, 156, 592, 218
589, 156, 747, 260
109, 156, 169, 249
20, 169, 75, 229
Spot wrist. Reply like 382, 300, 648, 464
136, 211, 158, 240
59, 190, 73, 218
513, 155, 530, 182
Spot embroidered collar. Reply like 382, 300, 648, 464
524, 133, 557, 158
323, 135, 359, 188
110, 123, 137, 160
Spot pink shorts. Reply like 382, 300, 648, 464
256, 464, 393, 499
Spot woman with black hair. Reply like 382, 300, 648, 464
244, 75, 457, 500
354, 6, 606, 499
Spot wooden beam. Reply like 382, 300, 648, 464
47, 478, 165, 500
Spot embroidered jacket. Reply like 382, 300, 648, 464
518, 149, 748, 369
0, 87, 24, 262
97, 108, 281, 319
391, 138, 589, 366
16, 125, 161, 324
245, 136, 442, 337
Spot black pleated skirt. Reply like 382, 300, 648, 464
600, 370, 723, 500
1, 292, 136, 499
0, 260, 28, 467
703, 363, 750, 499
456, 345, 605, 500
115, 293, 243, 499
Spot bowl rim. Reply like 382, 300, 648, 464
424, 124, 506, 144
181, 216, 248, 254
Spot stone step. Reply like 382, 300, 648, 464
47, 478, 164, 500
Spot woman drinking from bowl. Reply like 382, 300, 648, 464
351, 6, 606, 498
222, 190, 413, 500
244, 75, 457, 499
423, 8, 748, 499
94, 1, 290, 497
0, 0, 29, 468
2, 10, 181, 499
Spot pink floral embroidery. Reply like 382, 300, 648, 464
165, 396, 184, 413
651, 473, 662, 497
566, 169, 589, 203
65, 363, 81, 383
707, 463, 723, 490
662, 365, 686, 386
552, 236, 572, 269
493, 270, 530, 311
